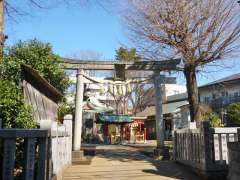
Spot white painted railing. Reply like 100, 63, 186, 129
52, 116, 72, 177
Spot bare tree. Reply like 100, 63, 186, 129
122, 0, 240, 124
128, 83, 153, 115
106, 84, 130, 114
106, 82, 152, 116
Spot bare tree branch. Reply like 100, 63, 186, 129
121, 0, 240, 123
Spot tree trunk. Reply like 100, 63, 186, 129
184, 65, 201, 124
0, 0, 4, 59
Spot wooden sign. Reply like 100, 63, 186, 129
148, 75, 176, 84
221, 134, 228, 163
213, 134, 220, 161
229, 134, 235, 142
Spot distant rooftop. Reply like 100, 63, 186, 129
199, 73, 240, 89
167, 92, 188, 103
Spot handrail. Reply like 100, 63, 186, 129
0, 129, 50, 138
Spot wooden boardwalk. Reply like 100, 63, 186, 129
63, 145, 201, 180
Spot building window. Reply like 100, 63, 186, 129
204, 97, 210, 103
234, 92, 239, 97
221, 91, 228, 97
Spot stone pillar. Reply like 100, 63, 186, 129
92, 113, 97, 137
63, 114, 73, 166
153, 71, 164, 148
153, 71, 169, 160
73, 69, 84, 151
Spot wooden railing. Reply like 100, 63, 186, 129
0, 129, 50, 180
0, 115, 73, 180
173, 121, 240, 178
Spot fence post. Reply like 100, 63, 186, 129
37, 137, 48, 180
2, 139, 16, 180
200, 121, 213, 171
173, 131, 177, 160
63, 114, 73, 166
237, 128, 240, 142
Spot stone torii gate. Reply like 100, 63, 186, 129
61, 58, 180, 157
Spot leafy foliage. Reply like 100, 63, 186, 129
227, 102, 240, 125
203, 112, 222, 127
2, 39, 69, 94
0, 39, 70, 128
115, 47, 140, 61
0, 79, 36, 128
57, 101, 74, 123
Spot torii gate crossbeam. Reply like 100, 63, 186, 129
61, 58, 180, 71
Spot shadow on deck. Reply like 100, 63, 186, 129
66, 144, 201, 180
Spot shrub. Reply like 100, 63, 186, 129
2, 39, 69, 94
227, 102, 240, 125
0, 79, 36, 128
203, 112, 222, 127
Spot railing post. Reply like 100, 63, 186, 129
237, 128, 240, 142
23, 138, 36, 180
63, 114, 73, 166
37, 137, 48, 180
200, 121, 213, 170
2, 139, 16, 180
173, 131, 177, 160
47, 135, 53, 180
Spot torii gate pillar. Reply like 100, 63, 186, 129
153, 71, 165, 149
153, 71, 175, 160
73, 69, 84, 151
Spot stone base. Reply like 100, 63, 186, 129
72, 150, 84, 159
153, 147, 170, 160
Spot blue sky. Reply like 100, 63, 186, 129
4, 2, 240, 86
5, 3, 129, 60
